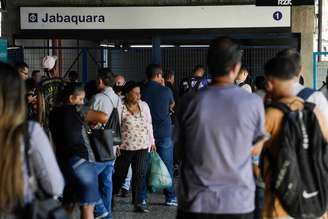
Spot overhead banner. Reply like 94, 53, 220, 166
256, 0, 314, 6
20, 6, 290, 30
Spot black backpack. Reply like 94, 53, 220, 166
262, 102, 328, 218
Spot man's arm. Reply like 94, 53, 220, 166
86, 110, 109, 125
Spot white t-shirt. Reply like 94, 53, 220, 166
320, 85, 328, 100
293, 83, 328, 124
241, 84, 252, 93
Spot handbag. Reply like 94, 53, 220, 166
24, 123, 69, 219
89, 94, 121, 162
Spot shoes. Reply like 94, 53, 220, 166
120, 188, 129, 198
141, 200, 147, 205
134, 204, 150, 213
95, 212, 109, 219
165, 198, 178, 207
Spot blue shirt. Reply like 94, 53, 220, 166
175, 85, 266, 214
141, 81, 174, 139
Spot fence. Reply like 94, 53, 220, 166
9, 45, 290, 86
313, 52, 328, 89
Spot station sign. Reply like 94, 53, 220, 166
256, 0, 314, 6
20, 6, 290, 30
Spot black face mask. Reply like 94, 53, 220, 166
113, 85, 124, 94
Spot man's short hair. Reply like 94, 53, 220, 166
238, 65, 248, 75
164, 70, 174, 80
207, 37, 243, 77
193, 65, 205, 73
264, 56, 297, 80
145, 64, 162, 80
97, 68, 114, 87
275, 48, 301, 76
31, 70, 41, 77
68, 70, 79, 81
14, 62, 29, 71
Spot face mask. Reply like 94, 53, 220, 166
114, 85, 124, 94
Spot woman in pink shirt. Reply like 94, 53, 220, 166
112, 81, 156, 213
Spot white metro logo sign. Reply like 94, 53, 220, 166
256, 0, 314, 6
278, 0, 292, 5
28, 13, 105, 25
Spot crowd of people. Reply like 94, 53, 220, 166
1, 36, 328, 219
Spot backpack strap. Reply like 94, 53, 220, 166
297, 88, 316, 101
266, 102, 291, 114
238, 82, 246, 87
103, 92, 116, 108
24, 123, 32, 178
303, 102, 316, 112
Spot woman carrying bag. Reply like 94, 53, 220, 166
49, 83, 109, 219
112, 81, 156, 213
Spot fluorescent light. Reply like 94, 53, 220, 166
130, 45, 175, 48
160, 45, 175, 48
130, 45, 152, 48
179, 45, 209, 48
8, 46, 21, 49
100, 44, 115, 48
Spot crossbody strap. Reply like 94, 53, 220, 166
103, 92, 119, 109
24, 123, 38, 194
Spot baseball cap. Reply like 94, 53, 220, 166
41, 55, 57, 70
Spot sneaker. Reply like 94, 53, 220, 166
120, 188, 129, 198
141, 200, 147, 206
134, 205, 150, 213
165, 199, 178, 207
95, 212, 109, 219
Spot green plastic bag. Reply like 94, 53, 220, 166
148, 152, 172, 192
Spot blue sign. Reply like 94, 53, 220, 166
0, 39, 7, 63
273, 11, 283, 21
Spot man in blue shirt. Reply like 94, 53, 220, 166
141, 64, 176, 206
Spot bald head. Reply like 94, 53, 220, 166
115, 74, 126, 86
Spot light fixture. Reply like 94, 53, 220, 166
100, 44, 115, 48
179, 45, 209, 48
130, 45, 175, 48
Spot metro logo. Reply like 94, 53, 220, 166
278, 0, 292, 5
29, 13, 105, 25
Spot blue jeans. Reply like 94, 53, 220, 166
140, 137, 176, 202
67, 156, 100, 205
94, 161, 114, 219
121, 165, 132, 190
254, 186, 264, 219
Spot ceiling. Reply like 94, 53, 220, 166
11, 0, 255, 6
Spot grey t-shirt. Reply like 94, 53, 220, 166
90, 87, 122, 124
175, 85, 266, 214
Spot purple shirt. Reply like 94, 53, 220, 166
175, 85, 266, 214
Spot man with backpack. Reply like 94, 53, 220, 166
90, 68, 122, 219
276, 49, 328, 123
262, 56, 328, 219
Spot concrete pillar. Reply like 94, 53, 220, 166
1, 1, 20, 45
291, 5, 315, 87
152, 36, 161, 64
